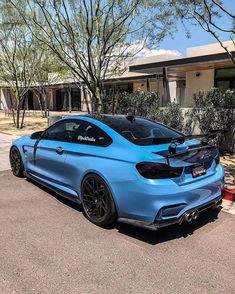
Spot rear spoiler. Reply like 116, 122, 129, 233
166, 145, 218, 166
172, 129, 228, 144
151, 130, 227, 145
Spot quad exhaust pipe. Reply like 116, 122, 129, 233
184, 210, 199, 222
215, 199, 222, 209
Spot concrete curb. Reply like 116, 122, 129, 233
223, 187, 235, 202
222, 187, 235, 216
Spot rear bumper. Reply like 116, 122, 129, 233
113, 163, 224, 223
118, 194, 223, 231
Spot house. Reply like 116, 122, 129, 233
0, 40, 234, 112
130, 40, 235, 107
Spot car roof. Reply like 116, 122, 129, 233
67, 114, 133, 120
63, 114, 137, 124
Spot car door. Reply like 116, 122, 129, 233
30, 119, 82, 188
61, 120, 113, 193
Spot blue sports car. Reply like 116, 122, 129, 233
10, 115, 224, 230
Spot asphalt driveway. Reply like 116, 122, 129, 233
0, 170, 235, 294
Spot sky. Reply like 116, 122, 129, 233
149, 0, 235, 57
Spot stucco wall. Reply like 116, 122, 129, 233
133, 80, 147, 92
133, 79, 164, 97
184, 69, 215, 107
133, 79, 177, 105
0, 89, 11, 110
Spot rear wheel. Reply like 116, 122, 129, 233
81, 174, 117, 226
9, 146, 24, 177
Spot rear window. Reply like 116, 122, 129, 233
97, 116, 182, 146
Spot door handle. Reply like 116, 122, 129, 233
56, 147, 64, 155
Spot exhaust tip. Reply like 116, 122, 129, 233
185, 213, 192, 222
215, 199, 222, 209
191, 210, 199, 220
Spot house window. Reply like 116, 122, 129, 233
104, 83, 133, 94
118, 83, 133, 93
215, 68, 235, 91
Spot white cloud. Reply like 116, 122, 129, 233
122, 41, 182, 59
135, 47, 182, 58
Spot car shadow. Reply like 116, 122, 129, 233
26, 177, 83, 212
113, 208, 221, 245
26, 177, 221, 245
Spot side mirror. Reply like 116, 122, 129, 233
30, 131, 44, 140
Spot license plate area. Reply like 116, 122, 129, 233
192, 165, 207, 178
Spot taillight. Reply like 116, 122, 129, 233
136, 162, 183, 179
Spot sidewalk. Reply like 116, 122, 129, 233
0, 133, 19, 171
221, 156, 235, 215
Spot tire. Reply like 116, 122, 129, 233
81, 173, 117, 226
9, 146, 24, 177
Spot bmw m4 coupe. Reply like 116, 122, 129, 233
10, 115, 224, 230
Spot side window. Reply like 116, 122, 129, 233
75, 121, 112, 147
43, 119, 112, 146
44, 120, 81, 142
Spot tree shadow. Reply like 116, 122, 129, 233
26, 177, 221, 245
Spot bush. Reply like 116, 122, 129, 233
186, 88, 235, 152
191, 88, 235, 132
118, 91, 184, 132
119, 90, 160, 117
152, 102, 184, 131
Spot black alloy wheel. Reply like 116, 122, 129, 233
10, 146, 24, 177
81, 174, 116, 226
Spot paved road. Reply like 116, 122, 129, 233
0, 170, 235, 294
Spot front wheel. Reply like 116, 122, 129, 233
81, 174, 117, 226
9, 146, 24, 177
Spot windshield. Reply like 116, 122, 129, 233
95, 116, 183, 146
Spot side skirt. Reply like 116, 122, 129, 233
24, 171, 81, 204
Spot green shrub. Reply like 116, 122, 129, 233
119, 90, 160, 117
152, 102, 184, 131
118, 91, 184, 132
186, 88, 235, 152
191, 89, 234, 132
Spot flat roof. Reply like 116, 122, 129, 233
129, 51, 235, 76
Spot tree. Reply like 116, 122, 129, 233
169, 0, 235, 64
0, 1, 43, 128
31, 48, 70, 118
10, 0, 176, 113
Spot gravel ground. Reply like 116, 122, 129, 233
221, 155, 235, 188
0, 170, 235, 294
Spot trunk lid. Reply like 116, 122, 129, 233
139, 139, 219, 184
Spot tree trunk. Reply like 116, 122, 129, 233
114, 92, 120, 114
42, 89, 48, 118
35, 91, 45, 118
9, 92, 16, 126
44, 89, 48, 118
16, 103, 21, 129
83, 87, 90, 114
20, 96, 27, 129
95, 86, 103, 113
